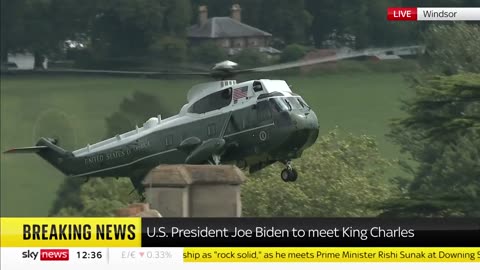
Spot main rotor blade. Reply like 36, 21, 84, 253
238, 45, 424, 73
41, 68, 211, 77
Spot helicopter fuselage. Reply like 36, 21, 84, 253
9, 79, 319, 189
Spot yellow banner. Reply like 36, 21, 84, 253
184, 247, 480, 263
0, 218, 141, 247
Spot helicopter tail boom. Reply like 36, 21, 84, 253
4, 137, 73, 175
3, 146, 49, 153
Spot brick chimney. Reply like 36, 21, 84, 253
231, 4, 241, 22
198, 5, 208, 26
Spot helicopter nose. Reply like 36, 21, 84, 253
291, 111, 319, 131
289, 111, 320, 149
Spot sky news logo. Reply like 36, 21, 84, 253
22, 249, 69, 261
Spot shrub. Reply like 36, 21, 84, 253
189, 41, 227, 64
280, 44, 308, 62
150, 36, 187, 63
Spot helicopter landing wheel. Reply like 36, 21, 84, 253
281, 168, 298, 182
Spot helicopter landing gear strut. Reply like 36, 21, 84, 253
210, 154, 221, 165
281, 160, 298, 182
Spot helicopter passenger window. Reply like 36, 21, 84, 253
189, 88, 232, 114
253, 81, 263, 92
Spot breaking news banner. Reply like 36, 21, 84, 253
1, 218, 480, 270
387, 7, 480, 21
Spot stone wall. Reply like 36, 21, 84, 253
142, 165, 246, 217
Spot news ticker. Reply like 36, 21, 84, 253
1, 218, 480, 247
2, 247, 480, 264
387, 7, 480, 21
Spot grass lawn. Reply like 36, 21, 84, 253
0, 72, 410, 216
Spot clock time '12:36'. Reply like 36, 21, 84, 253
77, 251, 103, 259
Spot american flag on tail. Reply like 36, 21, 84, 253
233, 86, 248, 101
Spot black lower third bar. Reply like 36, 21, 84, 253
140, 218, 480, 247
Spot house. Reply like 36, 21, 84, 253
187, 4, 280, 55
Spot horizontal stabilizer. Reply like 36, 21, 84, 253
3, 146, 49, 154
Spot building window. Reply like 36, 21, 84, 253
223, 39, 230, 48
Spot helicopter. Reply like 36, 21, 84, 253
3, 46, 422, 193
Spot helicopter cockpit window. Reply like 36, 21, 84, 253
253, 81, 263, 92
285, 97, 302, 110
189, 88, 232, 114
270, 98, 289, 112
284, 98, 293, 111
297, 97, 311, 110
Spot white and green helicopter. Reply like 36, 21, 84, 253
4, 46, 422, 192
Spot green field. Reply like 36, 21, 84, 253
0, 72, 410, 216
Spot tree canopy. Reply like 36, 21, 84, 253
243, 129, 396, 217
382, 23, 480, 217
4, 0, 475, 64
384, 73, 480, 217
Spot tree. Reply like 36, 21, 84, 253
384, 73, 480, 217
50, 178, 140, 217
280, 44, 308, 62
90, 0, 167, 58
231, 48, 270, 69
242, 129, 396, 217
90, 0, 191, 58
306, 0, 418, 49
1, 0, 26, 61
382, 22, 480, 217
1, 0, 91, 66
421, 23, 480, 75
150, 36, 187, 63
105, 91, 174, 138
163, 0, 191, 36
258, 0, 313, 44
189, 41, 227, 64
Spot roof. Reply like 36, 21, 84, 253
187, 17, 272, 38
